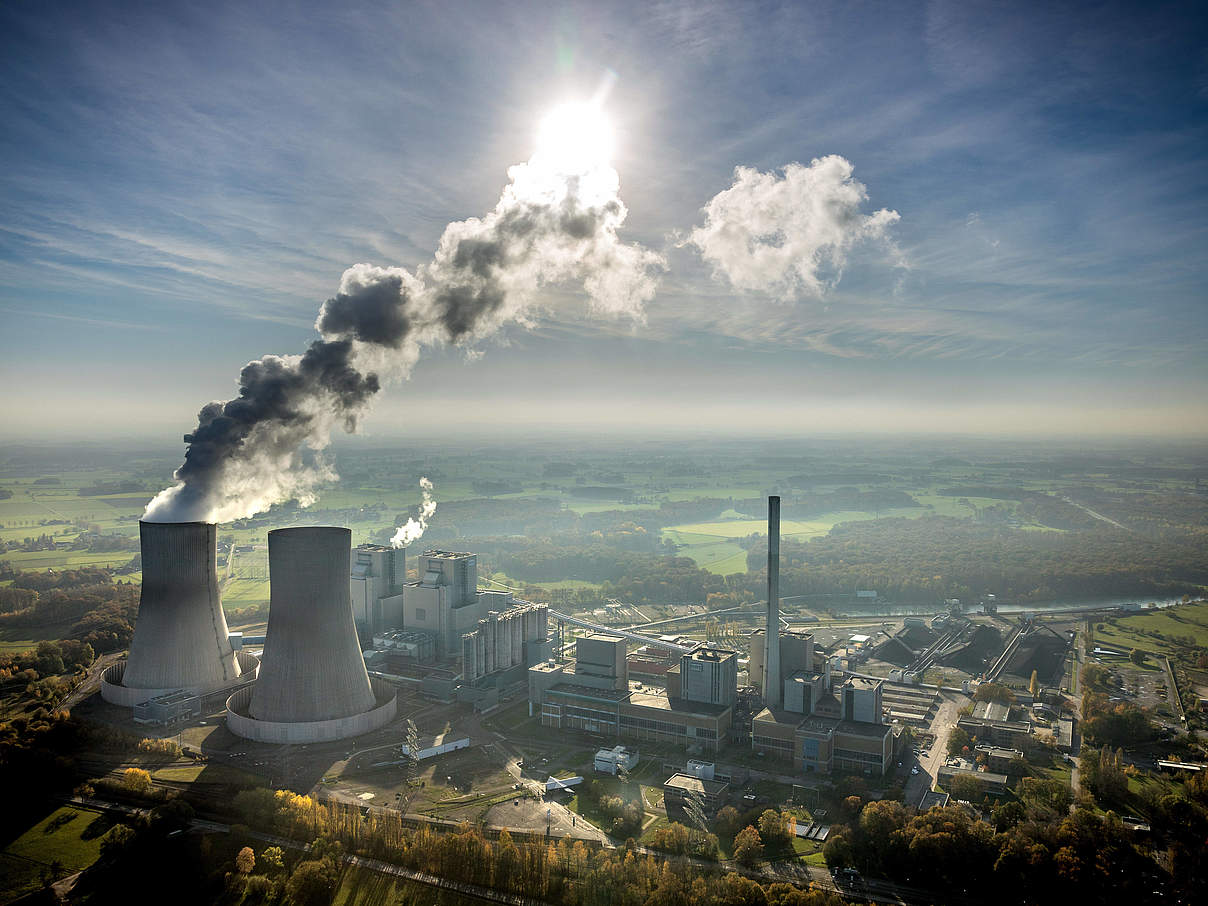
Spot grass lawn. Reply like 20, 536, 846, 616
333, 865, 487, 906
152, 763, 265, 787
0, 806, 111, 903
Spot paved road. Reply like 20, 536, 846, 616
904, 692, 965, 806
61, 653, 123, 711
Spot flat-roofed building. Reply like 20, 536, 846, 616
958, 716, 1032, 750
575, 634, 628, 691
841, 677, 883, 723
784, 670, 827, 715
939, 765, 1008, 796
973, 700, 1012, 722
594, 745, 639, 775
350, 544, 405, 636
530, 676, 732, 753
974, 744, 1025, 773
832, 719, 893, 774
751, 708, 892, 775
679, 644, 738, 707
664, 773, 730, 814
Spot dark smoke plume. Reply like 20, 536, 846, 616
145, 142, 662, 523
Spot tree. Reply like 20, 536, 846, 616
1128, 648, 1146, 666
285, 859, 337, 906
235, 846, 255, 874
757, 809, 791, 847
973, 682, 1015, 704
1029, 670, 1040, 697
948, 727, 972, 756
948, 773, 983, 802
733, 825, 764, 866
261, 846, 285, 872
100, 824, 136, 860
715, 805, 742, 839
122, 767, 152, 795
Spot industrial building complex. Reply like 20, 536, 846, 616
105, 496, 895, 773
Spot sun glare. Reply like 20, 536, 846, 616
534, 102, 614, 173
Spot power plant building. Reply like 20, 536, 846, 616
404, 550, 493, 655
529, 636, 734, 753
750, 629, 816, 696
752, 673, 891, 776
461, 602, 550, 685
102, 521, 258, 707
678, 645, 738, 707
226, 527, 396, 743
350, 544, 405, 636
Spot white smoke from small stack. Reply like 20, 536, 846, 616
391, 478, 436, 548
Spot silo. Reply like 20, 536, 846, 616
249, 527, 376, 722
113, 521, 241, 699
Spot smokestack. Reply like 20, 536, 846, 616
249, 527, 376, 723
763, 495, 782, 709
120, 522, 241, 694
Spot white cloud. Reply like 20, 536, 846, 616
686, 156, 899, 299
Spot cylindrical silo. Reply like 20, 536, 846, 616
121, 521, 241, 693
249, 527, 376, 723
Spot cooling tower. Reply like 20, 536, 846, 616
106, 521, 242, 703
227, 526, 395, 743
763, 495, 782, 709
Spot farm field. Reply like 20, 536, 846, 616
1094, 602, 1208, 656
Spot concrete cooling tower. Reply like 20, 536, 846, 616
226, 526, 396, 743
102, 521, 257, 707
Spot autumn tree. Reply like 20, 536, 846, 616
235, 846, 255, 874
733, 825, 764, 867
757, 809, 792, 847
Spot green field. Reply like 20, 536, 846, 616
663, 510, 921, 575
0, 806, 110, 903
1094, 602, 1208, 657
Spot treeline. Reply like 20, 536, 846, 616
0, 568, 137, 653
824, 799, 1183, 905
77, 479, 146, 496
223, 788, 845, 906
745, 516, 1207, 603
1066, 488, 1208, 532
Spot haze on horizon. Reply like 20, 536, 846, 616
2, 0, 1206, 444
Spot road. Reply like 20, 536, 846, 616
61, 652, 123, 710
904, 692, 964, 806
1059, 495, 1131, 532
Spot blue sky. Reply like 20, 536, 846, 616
2, 0, 1206, 439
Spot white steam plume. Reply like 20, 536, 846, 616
391, 477, 436, 548
144, 112, 663, 525
686, 155, 899, 299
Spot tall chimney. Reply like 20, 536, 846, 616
122, 521, 241, 693
763, 495, 782, 709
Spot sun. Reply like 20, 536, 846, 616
534, 102, 614, 174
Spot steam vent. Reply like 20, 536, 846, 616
226, 526, 396, 743
102, 521, 255, 707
